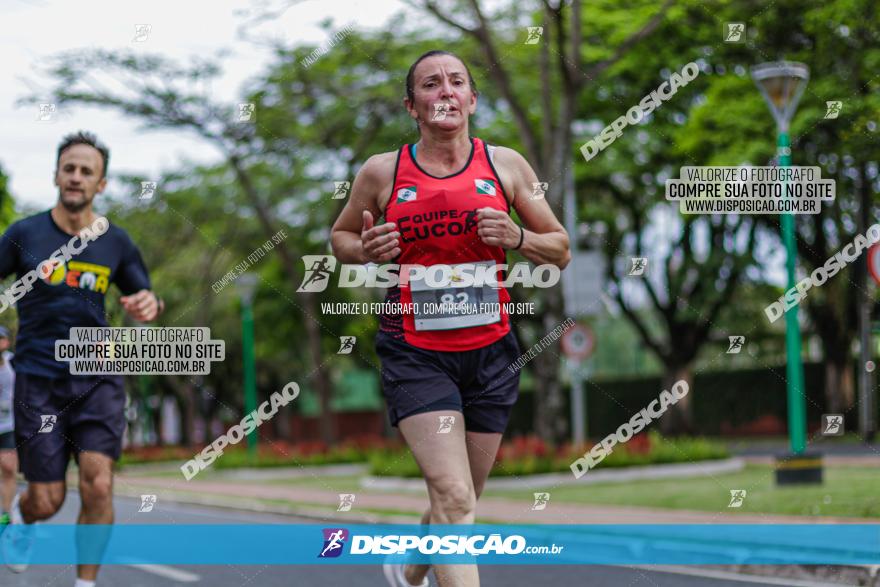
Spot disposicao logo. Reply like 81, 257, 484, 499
319, 528, 349, 558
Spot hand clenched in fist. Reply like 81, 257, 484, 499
476, 208, 522, 249
361, 211, 401, 263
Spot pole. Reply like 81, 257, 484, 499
859, 297, 874, 440
778, 130, 807, 454
241, 301, 257, 459
857, 166, 876, 441
564, 162, 586, 444
569, 359, 585, 445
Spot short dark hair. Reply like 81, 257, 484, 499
405, 50, 478, 103
57, 131, 110, 178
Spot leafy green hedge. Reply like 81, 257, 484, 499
213, 445, 371, 469
120, 432, 728, 476
119, 436, 399, 469
368, 432, 729, 478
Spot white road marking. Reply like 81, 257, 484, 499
129, 563, 201, 583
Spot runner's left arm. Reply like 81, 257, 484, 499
115, 237, 163, 322
476, 147, 571, 269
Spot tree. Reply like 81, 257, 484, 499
21, 50, 345, 442
680, 0, 880, 415
412, 0, 674, 442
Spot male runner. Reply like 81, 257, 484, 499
0, 131, 164, 586
0, 327, 17, 523
331, 51, 570, 587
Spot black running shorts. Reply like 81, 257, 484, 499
375, 329, 521, 433
13, 372, 126, 482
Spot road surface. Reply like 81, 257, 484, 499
0, 491, 843, 586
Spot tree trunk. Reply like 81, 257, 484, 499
228, 155, 336, 444
153, 395, 165, 447
533, 290, 567, 444
658, 365, 694, 436
815, 298, 856, 415
824, 358, 854, 414
178, 380, 196, 447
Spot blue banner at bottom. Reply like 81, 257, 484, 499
0, 524, 877, 565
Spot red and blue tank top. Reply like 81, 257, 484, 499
379, 137, 512, 351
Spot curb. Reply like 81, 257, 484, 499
362, 457, 745, 492
208, 463, 368, 481
113, 485, 422, 524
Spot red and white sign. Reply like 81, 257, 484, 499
561, 324, 595, 361
868, 244, 880, 286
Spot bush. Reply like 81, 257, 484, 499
118, 446, 195, 466
213, 435, 403, 469
367, 431, 730, 478
120, 434, 402, 469
123, 432, 729, 477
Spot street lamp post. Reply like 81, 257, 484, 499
751, 61, 822, 484
236, 273, 259, 460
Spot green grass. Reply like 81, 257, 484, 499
483, 465, 880, 518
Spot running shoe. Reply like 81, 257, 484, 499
1, 493, 35, 573
383, 560, 430, 587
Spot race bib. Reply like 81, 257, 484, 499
409, 261, 501, 331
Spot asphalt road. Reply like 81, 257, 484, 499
0, 492, 841, 587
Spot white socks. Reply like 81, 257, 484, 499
74, 580, 96, 587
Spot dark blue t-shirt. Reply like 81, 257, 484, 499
0, 210, 151, 377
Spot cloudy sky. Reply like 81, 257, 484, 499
0, 0, 405, 208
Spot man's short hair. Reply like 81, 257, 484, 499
56, 131, 110, 178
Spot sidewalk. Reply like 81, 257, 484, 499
114, 471, 877, 525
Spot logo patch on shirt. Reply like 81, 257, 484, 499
475, 179, 496, 196
41, 260, 110, 294
397, 186, 417, 203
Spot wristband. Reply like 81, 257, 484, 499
513, 225, 525, 250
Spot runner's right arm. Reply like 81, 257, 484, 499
0, 223, 20, 279
331, 153, 400, 264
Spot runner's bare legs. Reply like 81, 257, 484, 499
405, 430, 502, 586
76, 452, 114, 582
0, 450, 17, 513
400, 412, 503, 587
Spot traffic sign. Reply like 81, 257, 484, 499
561, 324, 595, 361
868, 244, 880, 286
562, 251, 607, 316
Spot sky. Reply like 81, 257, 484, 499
0, 0, 791, 290
0, 0, 405, 208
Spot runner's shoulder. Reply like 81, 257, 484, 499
484, 144, 532, 206
358, 150, 399, 186
83, 217, 138, 254
355, 150, 399, 209
488, 145, 531, 178
4, 210, 48, 233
